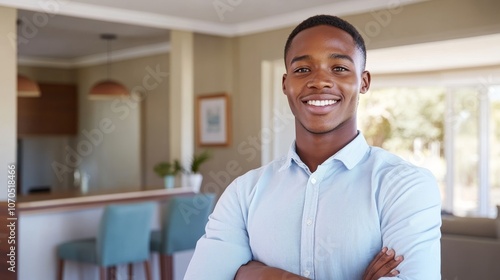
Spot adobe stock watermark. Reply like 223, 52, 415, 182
236, 103, 294, 162
178, 194, 215, 224
110, 64, 169, 121
8, 0, 69, 49
51, 118, 116, 182
357, 0, 403, 46
213, 0, 243, 21
201, 104, 294, 196
315, 235, 340, 263
51, 64, 169, 182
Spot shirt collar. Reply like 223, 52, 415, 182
279, 141, 300, 172
279, 132, 370, 171
333, 132, 369, 170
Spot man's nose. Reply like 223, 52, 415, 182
306, 70, 334, 89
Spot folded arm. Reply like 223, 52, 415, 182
377, 166, 442, 279
184, 179, 253, 280
235, 247, 403, 280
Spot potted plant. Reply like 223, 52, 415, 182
154, 159, 182, 188
186, 150, 211, 193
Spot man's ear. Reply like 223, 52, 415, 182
282, 73, 287, 95
360, 70, 371, 94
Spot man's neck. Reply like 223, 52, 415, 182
295, 125, 358, 173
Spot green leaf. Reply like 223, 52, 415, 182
154, 159, 182, 177
190, 150, 212, 173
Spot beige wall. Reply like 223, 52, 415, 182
228, 27, 291, 179
76, 53, 169, 191
194, 33, 234, 94
0, 6, 16, 200
344, 0, 500, 50
141, 54, 170, 188
17, 66, 76, 84
192, 33, 238, 194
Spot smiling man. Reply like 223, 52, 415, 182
185, 15, 441, 280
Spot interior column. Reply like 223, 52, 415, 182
169, 30, 194, 185
0, 6, 17, 200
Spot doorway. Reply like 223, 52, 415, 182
261, 60, 295, 165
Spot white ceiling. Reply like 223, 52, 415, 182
16, 9, 170, 60
0, 0, 426, 65
367, 33, 500, 74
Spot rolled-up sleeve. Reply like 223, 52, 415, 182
184, 178, 252, 279
379, 165, 442, 280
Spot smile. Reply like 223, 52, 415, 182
306, 100, 338, 106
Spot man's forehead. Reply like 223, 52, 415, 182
290, 25, 356, 51
286, 27, 360, 61
284, 26, 366, 71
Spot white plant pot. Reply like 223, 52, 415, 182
188, 173, 203, 193
164, 175, 175, 189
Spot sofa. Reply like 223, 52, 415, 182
441, 206, 500, 280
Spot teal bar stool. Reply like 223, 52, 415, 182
150, 193, 215, 280
57, 202, 156, 280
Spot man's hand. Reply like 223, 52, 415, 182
235, 247, 403, 280
362, 247, 404, 280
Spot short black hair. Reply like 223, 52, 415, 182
284, 15, 366, 69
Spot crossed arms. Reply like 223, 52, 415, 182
235, 247, 403, 280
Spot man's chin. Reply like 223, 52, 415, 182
302, 125, 338, 135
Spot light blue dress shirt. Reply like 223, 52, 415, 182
185, 133, 441, 280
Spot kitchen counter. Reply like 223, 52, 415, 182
18, 187, 194, 214
18, 187, 199, 280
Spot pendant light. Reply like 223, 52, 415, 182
17, 74, 41, 97
89, 34, 129, 100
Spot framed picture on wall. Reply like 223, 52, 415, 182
196, 93, 231, 146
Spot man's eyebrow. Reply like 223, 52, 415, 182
290, 55, 311, 65
289, 54, 354, 65
329, 53, 354, 63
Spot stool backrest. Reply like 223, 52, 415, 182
161, 193, 215, 255
97, 202, 155, 266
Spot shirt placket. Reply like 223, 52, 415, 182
300, 172, 321, 279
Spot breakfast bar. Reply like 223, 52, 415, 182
18, 187, 196, 280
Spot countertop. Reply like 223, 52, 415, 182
18, 187, 195, 214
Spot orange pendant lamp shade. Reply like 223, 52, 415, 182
89, 80, 129, 100
17, 74, 41, 97
89, 33, 129, 100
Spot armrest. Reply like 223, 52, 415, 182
441, 235, 500, 280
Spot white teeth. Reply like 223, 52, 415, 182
307, 100, 337, 106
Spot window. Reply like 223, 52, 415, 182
358, 85, 500, 217
450, 88, 480, 216
490, 86, 500, 212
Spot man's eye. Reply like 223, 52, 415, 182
333, 67, 348, 72
294, 68, 310, 73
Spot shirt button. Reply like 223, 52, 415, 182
311, 178, 317, 184
304, 270, 311, 277
306, 219, 312, 226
